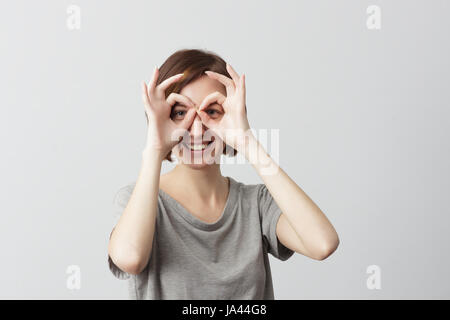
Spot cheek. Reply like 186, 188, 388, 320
212, 140, 226, 157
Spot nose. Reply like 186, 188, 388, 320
189, 113, 205, 141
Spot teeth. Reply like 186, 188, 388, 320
189, 144, 207, 150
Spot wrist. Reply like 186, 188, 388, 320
241, 135, 279, 175
142, 146, 166, 163
236, 132, 259, 160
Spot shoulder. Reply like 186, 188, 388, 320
229, 177, 264, 201
230, 178, 275, 213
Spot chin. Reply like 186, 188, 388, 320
184, 162, 212, 170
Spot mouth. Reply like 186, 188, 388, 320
180, 138, 217, 154
183, 140, 214, 151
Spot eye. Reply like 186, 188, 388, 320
204, 104, 223, 119
171, 105, 187, 120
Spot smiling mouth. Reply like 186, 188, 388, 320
182, 140, 214, 151
183, 140, 214, 151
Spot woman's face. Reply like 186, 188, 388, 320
170, 75, 227, 169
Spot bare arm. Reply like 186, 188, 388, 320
245, 136, 340, 261
107, 150, 164, 275
200, 63, 339, 261
107, 66, 197, 275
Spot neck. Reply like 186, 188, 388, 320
169, 163, 228, 201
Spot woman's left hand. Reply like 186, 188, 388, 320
196, 63, 254, 152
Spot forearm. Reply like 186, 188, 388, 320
108, 148, 164, 274
242, 134, 339, 255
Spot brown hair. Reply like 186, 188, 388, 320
152, 48, 238, 161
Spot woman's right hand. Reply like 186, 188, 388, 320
141, 66, 197, 158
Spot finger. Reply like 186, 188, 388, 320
142, 82, 154, 123
157, 73, 184, 93
141, 81, 151, 109
147, 65, 159, 94
196, 110, 214, 129
226, 63, 240, 87
166, 92, 194, 108
179, 108, 197, 130
240, 73, 246, 101
241, 74, 247, 114
198, 91, 227, 112
204, 71, 235, 96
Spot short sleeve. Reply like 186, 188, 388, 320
107, 184, 134, 280
257, 184, 295, 261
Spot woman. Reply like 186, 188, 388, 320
107, 49, 339, 300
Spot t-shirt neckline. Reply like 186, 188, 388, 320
158, 176, 238, 231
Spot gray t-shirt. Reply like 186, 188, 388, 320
108, 176, 294, 299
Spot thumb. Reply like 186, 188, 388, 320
196, 110, 214, 128
179, 108, 197, 130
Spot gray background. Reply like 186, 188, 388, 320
1, 0, 449, 299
